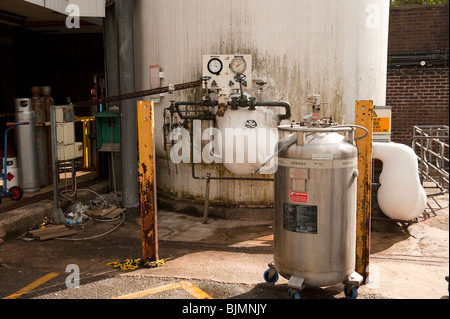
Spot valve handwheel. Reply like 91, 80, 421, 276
234, 73, 246, 83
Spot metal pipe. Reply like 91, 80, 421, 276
252, 132, 298, 174
171, 99, 291, 122
72, 80, 203, 109
188, 123, 273, 181
278, 124, 368, 141
103, 4, 120, 109
50, 105, 66, 224
117, 0, 138, 208
203, 173, 211, 224
254, 101, 291, 121
174, 100, 217, 120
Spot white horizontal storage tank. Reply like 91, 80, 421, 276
133, 0, 390, 205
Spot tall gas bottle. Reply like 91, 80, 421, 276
14, 98, 40, 192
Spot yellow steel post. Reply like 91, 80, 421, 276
137, 101, 159, 261
355, 100, 373, 280
82, 119, 91, 168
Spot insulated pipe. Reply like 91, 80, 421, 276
372, 142, 427, 221
254, 101, 291, 121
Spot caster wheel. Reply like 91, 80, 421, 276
344, 286, 358, 299
288, 288, 301, 299
9, 186, 23, 201
263, 268, 279, 285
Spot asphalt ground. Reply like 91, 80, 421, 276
0, 180, 448, 316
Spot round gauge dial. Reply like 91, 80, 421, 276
207, 58, 223, 74
229, 57, 247, 74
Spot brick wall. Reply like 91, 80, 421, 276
387, 5, 449, 145
387, 68, 449, 144
388, 4, 449, 53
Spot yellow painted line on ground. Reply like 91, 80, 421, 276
112, 282, 181, 299
112, 280, 212, 299
179, 281, 213, 299
4, 272, 59, 299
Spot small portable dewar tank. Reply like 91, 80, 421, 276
265, 124, 363, 298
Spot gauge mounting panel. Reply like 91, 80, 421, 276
202, 54, 252, 90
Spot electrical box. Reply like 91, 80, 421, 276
55, 105, 83, 161
95, 110, 120, 152
57, 143, 83, 162
56, 122, 75, 145
74, 142, 83, 158
57, 145, 75, 161
202, 54, 252, 91
55, 105, 75, 123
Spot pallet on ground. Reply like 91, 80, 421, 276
29, 225, 77, 241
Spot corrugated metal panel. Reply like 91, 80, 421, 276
25, 0, 105, 17
24, 0, 45, 6
134, 0, 389, 124
132, 0, 390, 203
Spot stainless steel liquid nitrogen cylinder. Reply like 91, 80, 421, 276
273, 125, 359, 288
15, 98, 40, 192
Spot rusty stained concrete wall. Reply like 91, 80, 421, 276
132, 0, 389, 205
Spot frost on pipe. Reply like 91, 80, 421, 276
373, 142, 427, 221
216, 107, 279, 175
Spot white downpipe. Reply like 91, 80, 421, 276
372, 142, 427, 221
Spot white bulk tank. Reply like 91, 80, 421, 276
132, 0, 390, 205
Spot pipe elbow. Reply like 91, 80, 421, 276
373, 142, 427, 221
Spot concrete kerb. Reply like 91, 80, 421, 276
1, 180, 273, 243
0, 179, 110, 242
0, 200, 54, 242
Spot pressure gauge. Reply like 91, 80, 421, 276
229, 56, 247, 74
207, 58, 223, 75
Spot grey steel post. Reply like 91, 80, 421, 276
104, 3, 123, 193
116, 0, 138, 208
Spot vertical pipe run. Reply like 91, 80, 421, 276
137, 101, 158, 261
71, 159, 77, 202
116, 0, 139, 208
355, 100, 373, 279
203, 173, 211, 224
50, 105, 66, 225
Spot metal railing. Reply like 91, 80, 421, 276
411, 125, 449, 195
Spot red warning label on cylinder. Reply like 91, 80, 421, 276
289, 191, 308, 203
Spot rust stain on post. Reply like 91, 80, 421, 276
355, 100, 373, 280
137, 101, 158, 261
